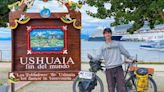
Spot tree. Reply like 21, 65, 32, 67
0, 0, 19, 27
86, 0, 164, 33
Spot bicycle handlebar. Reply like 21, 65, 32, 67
125, 60, 138, 64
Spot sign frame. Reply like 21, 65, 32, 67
8, 1, 82, 87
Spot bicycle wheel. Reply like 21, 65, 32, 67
126, 75, 157, 92
73, 75, 104, 92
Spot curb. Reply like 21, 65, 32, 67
8, 82, 31, 92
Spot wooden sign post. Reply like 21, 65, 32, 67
8, 0, 82, 91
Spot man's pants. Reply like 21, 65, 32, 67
105, 66, 127, 92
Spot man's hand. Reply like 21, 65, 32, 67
132, 60, 138, 63
124, 59, 137, 64
88, 54, 93, 60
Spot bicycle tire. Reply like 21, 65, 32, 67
72, 75, 104, 92
126, 75, 157, 92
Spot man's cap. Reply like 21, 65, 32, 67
103, 28, 112, 34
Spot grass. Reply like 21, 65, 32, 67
138, 61, 164, 64
0, 80, 3, 86
1, 61, 164, 65
81, 61, 164, 65
0, 61, 11, 63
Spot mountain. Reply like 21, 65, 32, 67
0, 35, 88, 40
81, 34, 89, 40
0, 37, 11, 41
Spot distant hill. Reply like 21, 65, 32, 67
0, 34, 89, 41
81, 34, 89, 40
0, 35, 88, 41
0, 37, 11, 41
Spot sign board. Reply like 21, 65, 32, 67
8, 0, 82, 81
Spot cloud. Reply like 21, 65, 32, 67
27, 0, 112, 24
80, 4, 98, 14
0, 0, 115, 36
26, 0, 68, 13
0, 28, 11, 38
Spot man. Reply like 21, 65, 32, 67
94, 28, 135, 92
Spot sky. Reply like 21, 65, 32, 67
0, 0, 114, 39
0, 0, 164, 39
0, 28, 11, 39
26, 0, 114, 35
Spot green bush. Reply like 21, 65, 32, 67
0, 80, 3, 86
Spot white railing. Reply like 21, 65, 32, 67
0, 50, 11, 62
0, 50, 2, 61
81, 49, 99, 62
0, 49, 163, 62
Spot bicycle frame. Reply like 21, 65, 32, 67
124, 61, 155, 92
73, 57, 105, 92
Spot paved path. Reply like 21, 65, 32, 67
1, 63, 164, 92
16, 64, 164, 92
